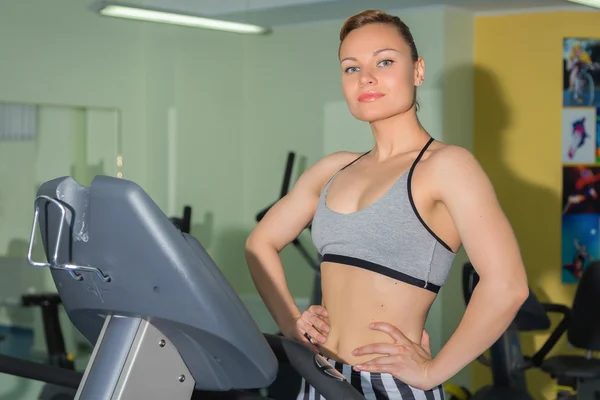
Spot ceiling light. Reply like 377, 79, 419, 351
566, 0, 600, 8
91, 1, 271, 35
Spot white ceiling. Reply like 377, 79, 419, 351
134, 0, 591, 27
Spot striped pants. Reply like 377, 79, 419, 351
296, 357, 445, 400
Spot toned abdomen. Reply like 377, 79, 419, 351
317, 262, 437, 366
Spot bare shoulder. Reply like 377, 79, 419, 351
425, 143, 480, 172
424, 144, 489, 192
423, 146, 526, 290
421, 147, 506, 248
293, 151, 366, 195
317, 151, 365, 170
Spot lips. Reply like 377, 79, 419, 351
358, 91, 384, 102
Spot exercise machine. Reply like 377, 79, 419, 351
454, 262, 600, 400
0, 292, 78, 399
170, 206, 192, 234
21, 293, 78, 400
255, 151, 322, 306
21, 293, 75, 370
539, 261, 600, 400
0, 207, 193, 400
18, 175, 363, 399
454, 262, 552, 399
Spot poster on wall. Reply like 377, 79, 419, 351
561, 38, 600, 284
563, 38, 600, 108
561, 107, 597, 163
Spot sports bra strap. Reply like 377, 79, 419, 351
340, 150, 371, 171
409, 136, 434, 172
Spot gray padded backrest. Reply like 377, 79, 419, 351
35, 175, 278, 391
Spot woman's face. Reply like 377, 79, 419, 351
339, 23, 424, 123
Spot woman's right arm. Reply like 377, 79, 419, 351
244, 153, 354, 339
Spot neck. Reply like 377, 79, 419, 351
369, 109, 430, 161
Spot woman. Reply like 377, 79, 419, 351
245, 9, 529, 399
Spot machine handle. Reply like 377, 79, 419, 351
27, 195, 111, 282
528, 303, 572, 366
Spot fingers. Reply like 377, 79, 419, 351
354, 363, 395, 374
352, 343, 403, 356
420, 330, 430, 346
305, 312, 330, 335
297, 318, 327, 343
306, 306, 330, 335
354, 355, 400, 373
370, 322, 404, 339
354, 355, 400, 372
368, 322, 410, 343
296, 306, 330, 344
420, 330, 431, 355
359, 355, 399, 366
309, 305, 329, 319
298, 333, 319, 353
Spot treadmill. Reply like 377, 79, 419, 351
16, 175, 362, 399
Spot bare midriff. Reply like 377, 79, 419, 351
316, 261, 438, 366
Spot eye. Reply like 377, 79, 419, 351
378, 59, 394, 67
344, 66, 359, 74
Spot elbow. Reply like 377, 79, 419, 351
244, 232, 276, 259
502, 278, 529, 311
245, 233, 257, 252
245, 234, 261, 258
513, 270, 530, 304
245, 229, 265, 251
512, 282, 530, 309
481, 274, 529, 310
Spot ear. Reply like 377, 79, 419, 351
414, 57, 425, 86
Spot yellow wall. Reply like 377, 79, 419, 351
474, 10, 600, 399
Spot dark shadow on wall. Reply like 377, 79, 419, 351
475, 65, 565, 400
439, 64, 565, 399
190, 211, 215, 251
471, 66, 562, 298
211, 228, 255, 294
190, 211, 257, 296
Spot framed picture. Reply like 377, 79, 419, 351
561, 37, 600, 283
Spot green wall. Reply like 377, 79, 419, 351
0, 1, 474, 397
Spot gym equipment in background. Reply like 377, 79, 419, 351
170, 205, 192, 234
454, 262, 600, 400
539, 261, 600, 400
21, 293, 78, 400
21, 294, 74, 370
20, 175, 363, 400
0, 292, 78, 400
0, 208, 194, 400
255, 151, 322, 306
457, 262, 550, 399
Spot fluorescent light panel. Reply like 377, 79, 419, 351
566, 0, 600, 8
93, 1, 270, 35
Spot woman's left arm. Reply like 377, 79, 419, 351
425, 145, 529, 386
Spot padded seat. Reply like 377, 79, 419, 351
542, 355, 600, 380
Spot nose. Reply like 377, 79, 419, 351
359, 69, 377, 86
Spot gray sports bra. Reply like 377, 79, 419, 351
311, 137, 456, 294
